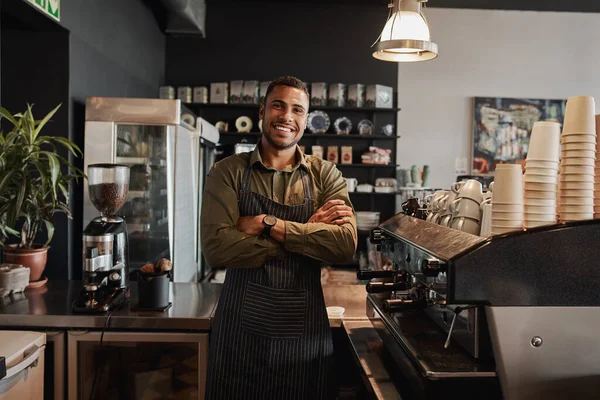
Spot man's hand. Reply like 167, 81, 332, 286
236, 214, 266, 236
308, 200, 353, 225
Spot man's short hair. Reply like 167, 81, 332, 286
263, 76, 309, 104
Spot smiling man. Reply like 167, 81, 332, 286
202, 76, 357, 399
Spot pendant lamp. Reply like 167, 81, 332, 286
372, 0, 438, 62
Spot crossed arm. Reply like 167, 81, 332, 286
200, 163, 357, 268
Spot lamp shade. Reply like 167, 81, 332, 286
372, 0, 438, 62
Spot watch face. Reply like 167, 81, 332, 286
264, 215, 277, 226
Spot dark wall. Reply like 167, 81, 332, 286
59, 0, 166, 279
166, 2, 397, 89
1, 0, 165, 279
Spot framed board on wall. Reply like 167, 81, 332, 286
472, 97, 566, 175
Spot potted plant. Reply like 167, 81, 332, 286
0, 104, 84, 284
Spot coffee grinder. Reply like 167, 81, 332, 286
73, 164, 130, 313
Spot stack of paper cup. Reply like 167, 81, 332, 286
559, 96, 596, 222
523, 121, 560, 227
491, 164, 524, 234
595, 114, 600, 219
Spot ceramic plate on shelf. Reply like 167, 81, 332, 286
357, 119, 374, 136
334, 117, 352, 135
307, 110, 330, 134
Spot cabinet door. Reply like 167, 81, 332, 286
67, 331, 208, 400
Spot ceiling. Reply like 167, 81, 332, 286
204, 0, 600, 13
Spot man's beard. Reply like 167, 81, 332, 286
263, 129, 302, 150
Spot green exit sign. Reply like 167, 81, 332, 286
26, 0, 60, 22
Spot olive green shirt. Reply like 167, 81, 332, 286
200, 144, 358, 268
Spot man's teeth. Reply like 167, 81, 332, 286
275, 126, 291, 132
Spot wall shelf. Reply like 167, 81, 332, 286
219, 132, 398, 140
186, 103, 401, 113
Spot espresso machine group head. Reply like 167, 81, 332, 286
73, 164, 130, 313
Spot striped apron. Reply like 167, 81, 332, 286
205, 162, 335, 400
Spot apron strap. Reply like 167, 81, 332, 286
300, 168, 315, 215
240, 163, 253, 193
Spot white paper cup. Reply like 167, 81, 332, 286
561, 157, 595, 167
525, 220, 554, 228
525, 213, 558, 222
562, 150, 596, 159
493, 211, 525, 220
525, 205, 557, 219
492, 219, 523, 228
523, 181, 557, 192
524, 167, 559, 176
527, 121, 561, 162
327, 306, 345, 318
492, 164, 524, 204
524, 190, 557, 199
523, 174, 558, 184
561, 165, 595, 175
560, 212, 593, 221
560, 189, 594, 198
559, 204, 594, 213
524, 198, 557, 206
492, 203, 526, 212
559, 196, 594, 205
561, 134, 596, 144
561, 181, 595, 190
562, 142, 597, 151
559, 173, 595, 183
526, 160, 560, 169
562, 96, 596, 134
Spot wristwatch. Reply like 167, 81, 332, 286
262, 215, 277, 237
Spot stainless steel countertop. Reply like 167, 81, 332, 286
0, 280, 221, 331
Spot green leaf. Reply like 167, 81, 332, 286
33, 104, 61, 141
0, 107, 18, 127
40, 151, 60, 199
43, 220, 55, 247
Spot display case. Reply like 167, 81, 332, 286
67, 331, 208, 400
84, 97, 204, 282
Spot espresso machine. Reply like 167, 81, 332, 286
73, 164, 130, 313
363, 214, 600, 399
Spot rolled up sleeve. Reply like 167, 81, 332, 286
200, 161, 283, 268
284, 162, 357, 264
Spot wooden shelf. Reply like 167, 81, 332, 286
185, 103, 401, 113
349, 191, 396, 195
218, 132, 398, 140
337, 164, 397, 168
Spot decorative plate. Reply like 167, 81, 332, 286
334, 117, 352, 135
307, 110, 330, 134
357, 119, 374, 136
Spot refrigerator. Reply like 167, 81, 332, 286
0, 331, 46, 400
83, 97, 218, 282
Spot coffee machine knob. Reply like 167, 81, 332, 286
85, 284, 98, 292
109, 272, 121, 281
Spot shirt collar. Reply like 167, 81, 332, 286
250, 140, 308, 172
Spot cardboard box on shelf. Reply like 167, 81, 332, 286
210, 83, 229, 104
177, 87, 192, 103
192, 87, 208, 104
341, 146, 353, 164
242, 80, 260, 104
366, 84, 393, 108
310, 83, 328, 106
327, 146, 339, 164
348, 84, 365, 107
328, 84, 347, 107
229, 80, 244, 104
312, 145, 324, 160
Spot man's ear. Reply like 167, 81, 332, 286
259, 103, 265, 119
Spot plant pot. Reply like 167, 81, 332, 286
2, 245, 48, 282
